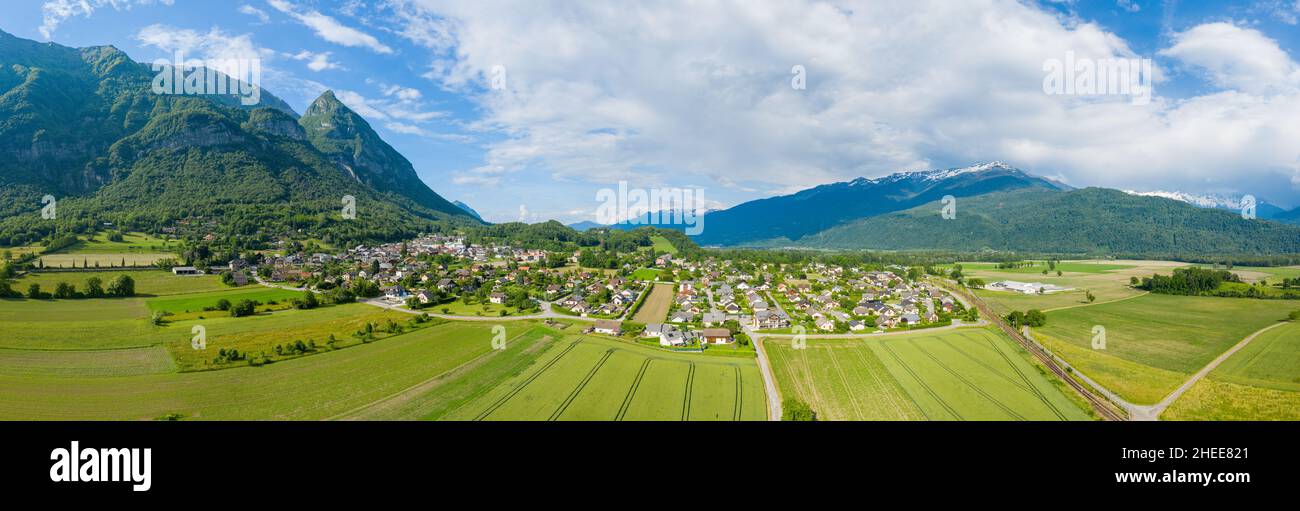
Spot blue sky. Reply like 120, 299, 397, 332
5, 0, 1300, 221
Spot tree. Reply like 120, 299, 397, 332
53, 282, 76, 299
230, 299, 257, 317
1024, 309, 1047, 327
781, 399, 816, 421
1085, 290, 1096, 303
26, 283, 42, 299
215, 298, 232, 311
107, 275, 135, 297
84, 276, 104, 298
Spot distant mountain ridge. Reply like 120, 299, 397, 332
692, 162, 1067, 246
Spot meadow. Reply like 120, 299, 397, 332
1163, 321, 1300, 420
1034, 294, 1296, 405
765, 328, 1091, 421
961, 259, 1183, 316
631, 282, 673, 323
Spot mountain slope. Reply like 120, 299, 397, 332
0, 29, 477, 247
692, 162, 1067, 246
1124, 190, 1286, 220
794, 188, 1300, 255
298, 91, 464, 217
453, 200, 485, 222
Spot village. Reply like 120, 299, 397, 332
173, 233, 974, 353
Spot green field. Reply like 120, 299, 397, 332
650, 235, 677, 254
631, 282, 673, 323
14, 270, 226, 296
1035, 294, 1296, 405
35, 233, 179, 268
146, 287, 305, 314
1163, 321, 1300, 420
630, 268, 667, 281
950, 260, 1134, 275
0, 321, 512, 420
766, 328, 1090, 421
437, 334, 767, 421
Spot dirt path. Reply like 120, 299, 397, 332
749, 333, 783, 421
1041, 291, 1149, 313
1131, 321, 1290, 421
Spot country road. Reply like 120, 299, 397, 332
1131, 321, 1290, 421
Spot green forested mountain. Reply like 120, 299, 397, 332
789, 188, 1300, 255
0, 29, 477, 248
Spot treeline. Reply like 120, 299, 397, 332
1, 275, 135, 299
1137, 267, 1240, 295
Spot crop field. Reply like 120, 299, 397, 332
1164, 321, 1300, 421
1035, 294, 1296, 405
0, 346, 176, 378
630, 268, 666, 281
766, 328, 1091, 421
963, 260, 1184, 316
442, 335, 767, 421
0, 321, 515, 420
14, 270, 226, 296
631, 282, 673, 323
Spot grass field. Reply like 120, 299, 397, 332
766, 328, 1091, 421
649, 235, 678, 254
146, 287, 305, 314
631, 282, 673, 323
14, 270, 226, 296
0, 321, 513, 420
630, 268, 667, 281
1035, 294, 1296, 405
1163, 321, 1300, 420
439, 335, 766, 421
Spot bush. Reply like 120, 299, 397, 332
229, 299, 257, 317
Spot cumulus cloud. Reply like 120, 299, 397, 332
1160, 22, 1299, 94
40, 0, 174, 39
136, 24, 267, 63
267, 0, 394, 54
387, 0, 1300, 206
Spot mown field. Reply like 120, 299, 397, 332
35, 232, 179, 268
1034, 294, 1296, 405
14, 270, 226, 296
631, 282, 673, 323
436, 334, 766, 421
766, 328, 1090, 421
1164, 321, 1300, 420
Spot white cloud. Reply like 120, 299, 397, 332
393, 0, 1300, 205
1116, 0, 1140, 13
289, 50, 342, 71
383, 85, 423, 101
267, 0, 394, 54
40, 0, 174, 39
239, 4, 270, 24
136, 24, 268, 63
1160, 22, 1299, 94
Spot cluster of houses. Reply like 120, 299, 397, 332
641, 322, 733, 347
773, 268, 957, 331
553, 275, 644, 317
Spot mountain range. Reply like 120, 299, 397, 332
688, 162, 1300, 255
0, 29, 477, 247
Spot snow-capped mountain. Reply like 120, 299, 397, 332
694, 162, 1067, 245
1123, 190, 1285, 219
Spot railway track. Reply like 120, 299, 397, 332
944, 283, 1127, 421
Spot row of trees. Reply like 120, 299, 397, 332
12, 275, 135, 300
